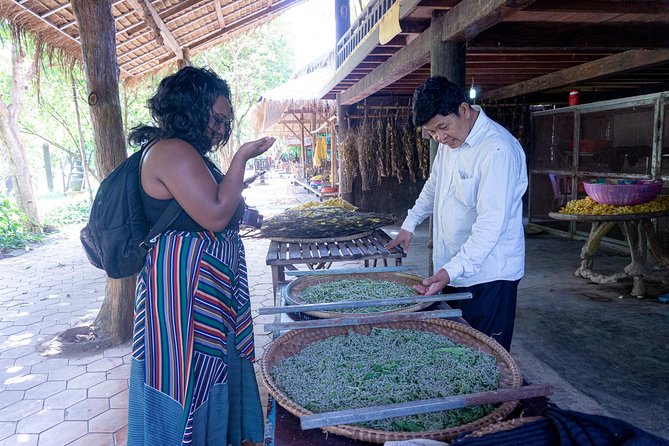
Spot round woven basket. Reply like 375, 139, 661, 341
260, 319, 523, 444
283, 272, 431, 319
463, 415, 543, 439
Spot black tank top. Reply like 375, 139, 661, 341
140, 149, 245, 232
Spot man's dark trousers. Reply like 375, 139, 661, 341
445, 279, 520, 351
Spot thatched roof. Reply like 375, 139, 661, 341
0, 0, 308, 82
252, 50, 336, 139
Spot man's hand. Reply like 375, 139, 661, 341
384, 229, 413, 253
413, 268, 450, 296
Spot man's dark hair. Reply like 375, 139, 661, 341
128, 66, 233, 155
412, 76, 469, 127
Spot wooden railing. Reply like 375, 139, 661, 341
336, 0, 397, 68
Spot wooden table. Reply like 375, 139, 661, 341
265, 229, 406, 300
292, 177, 339, 201
549, 210, 669, 297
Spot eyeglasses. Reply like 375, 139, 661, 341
211, 111, 233, 130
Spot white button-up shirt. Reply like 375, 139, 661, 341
401, 106, 527, 287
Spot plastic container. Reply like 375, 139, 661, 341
568, 90, 580, 106
583, 180, 662, 206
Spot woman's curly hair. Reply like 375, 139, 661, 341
128, 66, 233, 155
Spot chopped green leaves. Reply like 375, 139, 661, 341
271, 328, 500, 432
298, 279, 415, 313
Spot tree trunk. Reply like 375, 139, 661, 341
71, 0, 134, 345
0, 38, 41, 231
71, 71, 94, 203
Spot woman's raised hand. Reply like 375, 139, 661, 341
238, 137, 276, 160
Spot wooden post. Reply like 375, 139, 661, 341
71, 0, 134, 345
335, 0, 350, 53
177, 47, 191, 70
430, 11, 466, 91
300, 112, 306, 179
310, 112, 317, 179
425, 10, 467, 276
330, 119, 337, 190
336, 93, 353, 201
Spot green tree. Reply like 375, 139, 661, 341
19, 62, 98, 192
0, 25, 41, 231
194, 21, 293, 168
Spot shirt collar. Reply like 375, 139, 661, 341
462, 105, 487, 149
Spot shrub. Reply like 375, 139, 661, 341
43, 197, 91, 227
0, 195, 44, 252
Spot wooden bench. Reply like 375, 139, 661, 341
292, 177, 338, 201
265, 229, 406, 301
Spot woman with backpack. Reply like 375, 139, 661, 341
126, 66, 274, 446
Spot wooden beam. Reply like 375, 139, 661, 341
282, 122, 301, 140
1, 1, 135, 77
188, 0, 303, 52
338, 0, 536, 105
214, 0, 226, 28
41, 3, 70, 18
416, 0, 460, 7
398, 18, 430, 34
436, 0, 537, 42
122, 0, 201, 36
126, 0, 183, 59
484, 49, 669, 101
290, 112, 311, 136
61, 3, 137, 31
471, 22, 669, 50
129, 13, 273, 76
320, 0, 424, 100
523, 0, 669, 14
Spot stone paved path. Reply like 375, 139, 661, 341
0, 176, 319, 445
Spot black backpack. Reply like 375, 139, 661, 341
80, 144, 182, 279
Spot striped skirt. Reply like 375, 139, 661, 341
127, 229, 263, 446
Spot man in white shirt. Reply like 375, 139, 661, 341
386, 76, 528, 350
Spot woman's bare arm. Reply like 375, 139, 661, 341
141, 137, 275, 231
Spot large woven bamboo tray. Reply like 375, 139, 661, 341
282, 272, 432, 319
260, 319, 523, 444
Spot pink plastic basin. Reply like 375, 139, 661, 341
583, 180, 662, 206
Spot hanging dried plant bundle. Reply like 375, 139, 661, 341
385, 116, 394, 178
259, 206, 395, 240
375, 118, 388, 184
340, 132, 358, 194
402, 122, 418, 183
388, 113, 404, 183
416, 129, 430, 180
358, 118, 374, 191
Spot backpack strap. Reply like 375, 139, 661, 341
138, 139, 183, 251
139, 200, 182, 251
